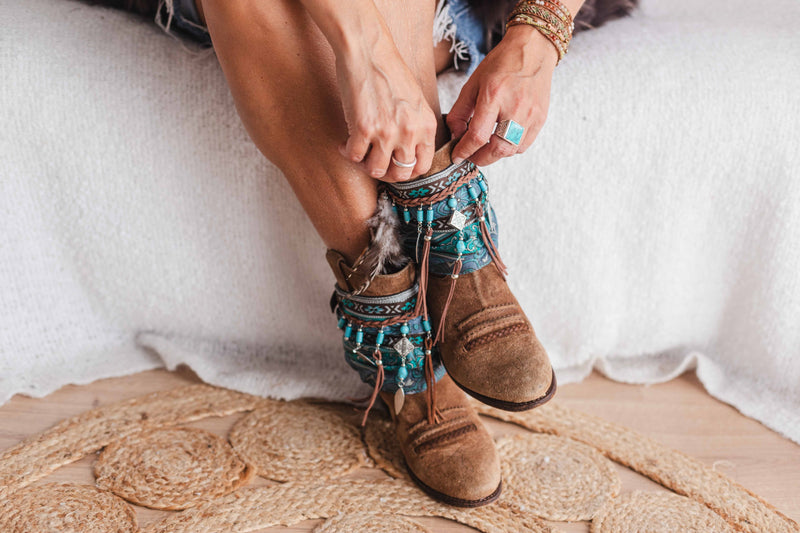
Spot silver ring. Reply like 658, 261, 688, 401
493, 119, 525, 146
391, 155, 417, 169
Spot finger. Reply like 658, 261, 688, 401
451, 97, 498, 164
410, 112, 437, 179
469, 132, 520, 167
384, 142, 417, 183
363, 138, 393, 179
446, 80, 478, 140
384, 117, 419, 182
339, 132, 371, 163
411, 140, 435, 180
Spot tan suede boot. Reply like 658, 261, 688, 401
327, 248, 501, 507
379, 373, 501, 507
382, 139, 557, 411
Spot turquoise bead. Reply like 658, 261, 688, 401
426, 208, 434, 224
397, 366, 409, 380
468, 185, 479, 200
447, 197, 457, 209
456, 240, 466, 253
400, 324, 410, 335
375, 331, 385, 345
478, 178, 488, 193
416, 209, 424, 223
403, 208, 411, 224
355, 330, 363, 344
422, 319, 431, 332
344, 325, 352, 340
337, 317, 346, 329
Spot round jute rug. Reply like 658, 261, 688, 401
0, 384, 796, 533
229, 400, 365, 482
0, 482, 138, 533
95, 426, 252, 510
591, 491, 739, 533
497, 434, 620, 521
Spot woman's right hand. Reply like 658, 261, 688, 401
334, 31, 437, 182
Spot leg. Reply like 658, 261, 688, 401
197, 0, 501, 507
197, 0, 449, 263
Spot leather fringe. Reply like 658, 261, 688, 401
360, 348, 385, 427
475, 202, 508, 280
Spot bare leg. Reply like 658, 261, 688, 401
198, 0, 450, 263
434, 35, 457, 74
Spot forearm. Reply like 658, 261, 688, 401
297, 0, 394, 62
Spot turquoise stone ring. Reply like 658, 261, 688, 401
494, 119, 525, 146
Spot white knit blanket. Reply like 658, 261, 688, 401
2, 0, 798, 443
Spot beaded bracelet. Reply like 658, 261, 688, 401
523, 0, 575, 31
507, 17, 567, 63
508, 11, 569, 46
510, 4, 572, 41
506, 0, 574, 65
509, 0, 574, 41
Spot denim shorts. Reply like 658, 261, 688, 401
159, 0, 488, 75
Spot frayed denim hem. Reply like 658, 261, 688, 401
156, 0, 212, 48
433, 0, 488, 76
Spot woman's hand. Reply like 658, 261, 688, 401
336, 37, 438, 182
297, 0, 437, 182
447, 24, 559, 166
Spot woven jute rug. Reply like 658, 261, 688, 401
590, 490, 739, 532
95, 426, 253, 510
0, 482, 138, 533
0, 384, 797, 533
229, 400, 366, 482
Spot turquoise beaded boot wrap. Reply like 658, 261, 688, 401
326, 248, 446, 426
385, 159, 505, 277
381, 139, 508, 343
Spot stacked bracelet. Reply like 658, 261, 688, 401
506, 0, 575, 65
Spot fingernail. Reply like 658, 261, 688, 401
452, 155, 464, 164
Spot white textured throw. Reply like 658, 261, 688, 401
1, 0, 798, 443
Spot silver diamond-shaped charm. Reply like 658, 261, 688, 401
449, 209, 467, 231
393, 337, 415, 357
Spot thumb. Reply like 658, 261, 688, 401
446, 81, 477, 140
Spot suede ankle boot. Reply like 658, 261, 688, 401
327, 248, 501, 507
382, 139, 557, 411
379, 373, 501, 507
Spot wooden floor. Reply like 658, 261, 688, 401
1, 367, 798, 532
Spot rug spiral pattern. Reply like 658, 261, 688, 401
94, 426, 252, 510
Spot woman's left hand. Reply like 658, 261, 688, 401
447, 25, 559, 166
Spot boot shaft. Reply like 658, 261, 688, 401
383, 141, 504, 278
327, 250, 445, 398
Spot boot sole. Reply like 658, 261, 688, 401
406, 465, 503, 508
450, 368, 557, 412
